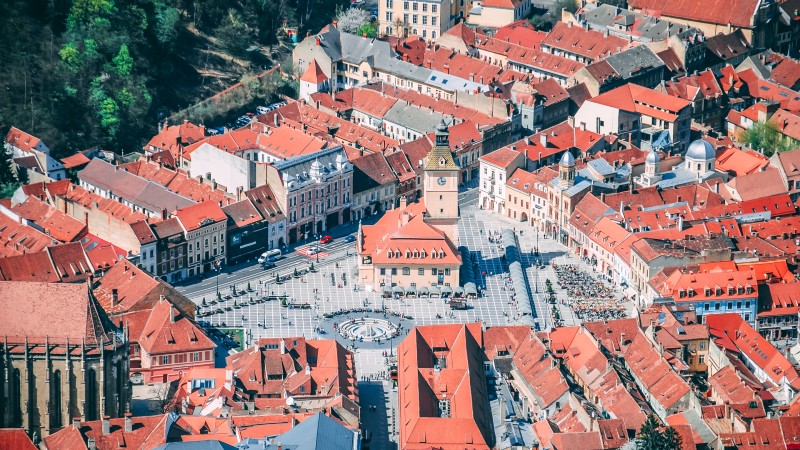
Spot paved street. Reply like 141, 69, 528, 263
175, 189, 634, 449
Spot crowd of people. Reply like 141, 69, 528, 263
552, 263, 626, 321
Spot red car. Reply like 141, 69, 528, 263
320, 235, 333, 244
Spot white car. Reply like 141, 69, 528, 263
130, 372, 144, 385
307, 246, 320, 255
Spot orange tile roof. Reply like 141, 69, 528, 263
480, 147, 521, 168
588, 83, 691, 121
707, 313, 800, 390
60, 152, 91, 169
709, 365, 758, 405
770, 57, 800, 90
542, 22, 629, 61
478, 38, 586, 77
60, 183, 148, 224
493, 20, 547, 48
300, 59, 328, 83
760, 282, 800, 318
588, 216, 631, 255
359, 199, 461, 266
145, 120, 205, 160
0, 429, 36, 450
175, 201, 226, 231
398, 324, 492, 450
4, 126, 42, 153
0, 213, 54, 258
125, 298, 215, 355
10, 196, 87, 243
628, 0, 759, 28
44, 414, 167, 450
483, 325, 532, 360
715, 147, 769, 176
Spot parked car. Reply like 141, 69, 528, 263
256, 106, 269, 115
320, 235, 333, 244
130, 372, 144, 385
343, 234, 356, 242
307, 246, 320, 255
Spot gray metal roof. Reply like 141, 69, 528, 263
503, 228, 533, 317
579, 4, 699, 42
236, 412, 360, 450
383, 102, 448, 134
604, 46, 664, 80
79, 158, 195, 214
586, 158, 615, 177
276, 146, 352, 192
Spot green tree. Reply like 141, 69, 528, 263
356, 22, 377, 38
66, 0, 115, 29
153, 2, 181, 47
112, 44, 134, 77
743, 120, 796, 156
637, 414, 662, 450
216, 9, 254, 56
662, 427, 683, 450
0, 148, 16, 185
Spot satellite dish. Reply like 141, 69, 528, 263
286, 396, 295, 406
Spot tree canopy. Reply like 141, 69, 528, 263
742, 120, 797, 156
637, 414, 683, 450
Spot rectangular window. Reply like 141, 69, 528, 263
418, 268, 424, 275
193, 352, 201, 361
391, 268, 397, 275
445, 268, 450, 275
162, 356, 169, 365
380, 268, 386, 275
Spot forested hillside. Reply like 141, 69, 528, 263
0, 0, 347, 157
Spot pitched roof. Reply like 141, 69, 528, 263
4, 126, 43, 152
93, 260, 196, 317
397, 324, 493, 450
480, 147, 521, 169
0, 212, 54, 258
542, 22, 629, 61
628, 0, 759, 28
587, 83, 691, 121
301, 59, 329, 84
60, 152, 91, 169
145, 120, 206, 159
351, 151, 397, 191
243, 185, 285, 223
0, 280, 114, 345
44, 414, 167, 450
175, 201, 227, 232
707, 313, 800, 390
221, 199, 263, 228
770, 57, 800, 90
9, 196, 87, 243
125, 297, 215, 355
0, 429, 37, 450
705, 29, 752, 62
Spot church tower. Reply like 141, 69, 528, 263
423, 120, 460, 244
558, 151, 576, 190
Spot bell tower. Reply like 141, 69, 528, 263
423, 120, 460, 244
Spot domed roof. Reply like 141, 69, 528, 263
646, 151, 659, 164
559, 151, 575, 167
685, 139, 715, 161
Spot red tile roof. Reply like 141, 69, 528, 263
44, 414, 167, 450
145, 120, 205, 161
423, 48, 502, 83
542, 22, 629, 61
398, 324, 492, 450
124, 297, 215, 356
60, 152, 91, 169
300, 59, 328, 83
374, 83, 505, 127
493, 20, 547, 49
60, 183, 148, 224
0, 428, 37, 450
588, 83, 691, 122
707, 313, 800, 390
0, 213, 54, 258
760, 282, 800, 318
4, 126, 42, 153
175, 201, 226, 232
10, 196, 87, 243
480, 147, 522, 168
477, 38, 585, 77
770, 57, 800, 90
628, 0, 759, 28
715, 146, 770, 176
771, 109, 800, 141
359, 200, 461, 266
0, 280, 114, 346
663, 69, 724, 101
93, 260, 196, 318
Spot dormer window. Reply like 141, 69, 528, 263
439, 157, 446, 166
688, 288, 695, 298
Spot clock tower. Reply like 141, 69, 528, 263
423, 120, 460, 244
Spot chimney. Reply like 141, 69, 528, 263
280, 339, 286, 354
315, 36, 321, 46
170, 306, 176, 323
399, 196, 408, 209
620, 332, 626, 348
111, 289, 118, 308
274, 113, 280, 128
101, 416, 110, 435
333, 20, 338, 28
162, 208, 168, 220
619, 201, 624, 214
540, 133, 548, 147
73, 417, 81, 429
88, 438, 97, 450
124, 413, 133, 433
568, 21, 573, 28
400, 211, 411, 226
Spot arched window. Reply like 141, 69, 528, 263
402, 267, 410, 275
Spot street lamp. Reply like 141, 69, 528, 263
214, 259, 221, 298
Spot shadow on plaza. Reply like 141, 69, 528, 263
359, 381, 397, 450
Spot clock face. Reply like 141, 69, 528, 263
437, 176, 447, 186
